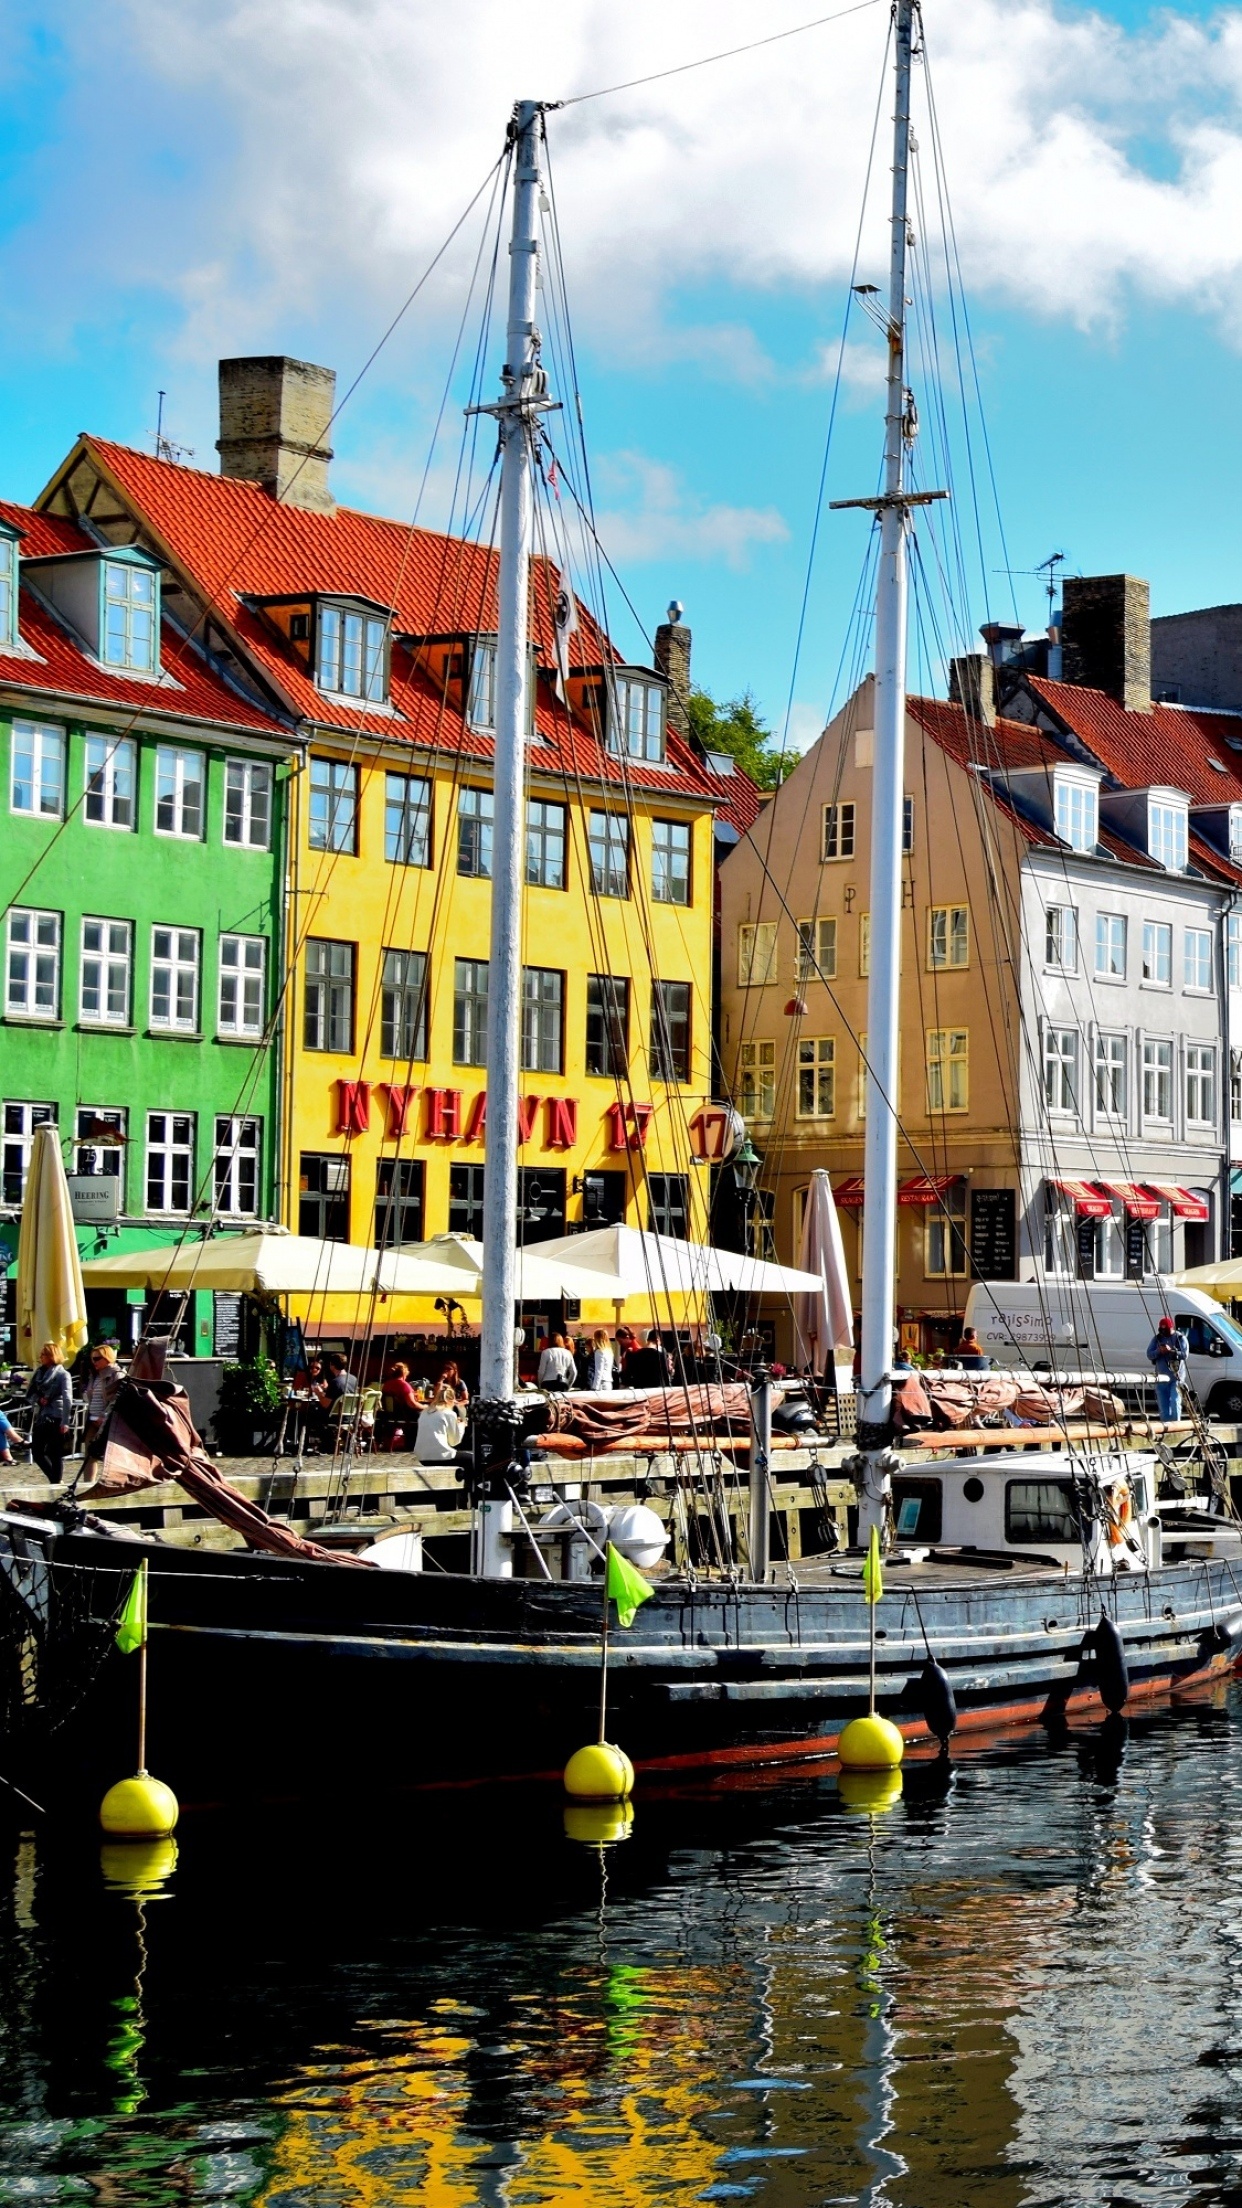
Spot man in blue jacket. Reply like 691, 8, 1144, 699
1147, 1315, 1189, 1422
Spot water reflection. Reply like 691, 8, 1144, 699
1, 1692, 1241, 2204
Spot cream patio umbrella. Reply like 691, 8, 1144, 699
1173, 1257, 1242, 1302
15, 1123, 89, 1363
528, 1224, 824, 1300
396, 1232, 627, 1305
79, 1228, 476, 1300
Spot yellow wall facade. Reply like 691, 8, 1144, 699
281, 737, 718, 1331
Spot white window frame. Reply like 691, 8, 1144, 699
1044, 1026, 1078, 1117
1142, 1035, 1173, 1122
0, 530, 15, 649
927, 1027, 968, 1113
1233, 1047, 1242, 1126
80, 917, 132, 1028
739, 1039, 776, 1121
738, 921, 778, 988
925, 1182, 968, 1279
2, 1101, 56, 1206
1094, 1207, 1125, 1279
74, 1106, 126, 1181
1184, 928, 1213, 992
1149, 799, 1188, 872
651, 817, 691, 906
929, 904, 969, 970
1094, 1031, 1127, 1120
213, 1115, 261, 1218
467, 639, 497, 730
796, 1036, 836, 1119
822, 802, 855, 861
154, 745, 204, 840
796, 916, 837, 982
1054, 774, 1098, 853
218, 934, 266, 1038
1044, 1186, 1076, 1278
1186, 1043, 1217, 1127
10, 720, 64, 819
1142, 920, 1172, 987
84, 734, 136, 830
1229, 913, 1242, 990
150, 926, 201, 1033
859, 913, 871, 978
1044, 904, 1078, 972
316, 603, 387, 703
5, 908, 60, 1021
1095, 912, 1127, 981
610, 674, 665, 763
223, 758, 272, 850
102, 558, 157, 673
146, 1112, 195, 1216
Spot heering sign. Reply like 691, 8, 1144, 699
68, 1175, 121, 1224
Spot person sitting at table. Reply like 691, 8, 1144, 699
414, 1381, 466, 1464
316, 1353, 357, 1407
378, 1361, 419, 1451
438, 1359, 469, 1406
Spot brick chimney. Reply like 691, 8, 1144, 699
1061, 574, 1150, 712
654, 602, 691, 737
948, 651, 996, 727
217, 356, 336, 512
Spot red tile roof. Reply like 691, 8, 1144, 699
1027, 675, 1242, 806
0, 499, 288, 736
64, 441, 720, 806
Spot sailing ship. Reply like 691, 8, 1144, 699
4, 10, 1242, 1806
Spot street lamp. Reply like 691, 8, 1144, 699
732, 1134, 763, 1196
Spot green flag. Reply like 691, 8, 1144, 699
605, 1542, 652, 1629
862, 1522, 883, 1607
115, 1566, 147, 1655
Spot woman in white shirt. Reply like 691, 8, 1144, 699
587, 1330, 614, 1391
537, 1334, 578, 1392
414, 1383, 466, 1464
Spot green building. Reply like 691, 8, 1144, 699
0, 498, 296, 1358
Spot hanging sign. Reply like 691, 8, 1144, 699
68, 1175, 121, 1224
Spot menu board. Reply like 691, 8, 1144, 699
970, 1188, 1017, 1281
214, 1293, 243, 1360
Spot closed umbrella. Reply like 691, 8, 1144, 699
79, 1228, 473, 1300
16, 1124, 88, 1362
793, 1169, 854, 1374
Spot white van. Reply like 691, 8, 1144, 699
961, 1280, 1242, 1421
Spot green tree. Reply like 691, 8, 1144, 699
685, 686, 785, 789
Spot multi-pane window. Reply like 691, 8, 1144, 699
521, 967, 564, 1074
651, 980, 691, 1084
448, 1163, 486, 1240
588, 810, 629, 898
103, 560, 156, 672
304, 939, 354, 1053
929, 905, 969, 969
796, 917, 837, 981
81, 919, 132, 1027
1095, 913, 1126, 979
74, 1107, 126, 1183
6, 909, 59, 1020
609, 675, 664, 762
739, 1039, 776, 1121
380, 948, 428, 1061
384, 773, 432, 867
526, 799, 566, 889
457, 788, 494, 878
11, 721, 64, 817
586, 974, 629, 1077
1094, 1031, 1127, 1118
1149, 800, 1188, 872
224, 759, 272, 849
859, 913, 871, 978
648, 1173, 689, 1238
150, 927, 200, 1032
1185, 928, 1213, 990
84, 735, 135, 829
299, 1153, 350, 1241
738, 921, 777, 987
0, 531, 14, 647
1142, 920, 1172, 985
822, 802, 855, 860
1094, 1207, 1125, 1279
146, 1112, 195, 1214
926, 1181, 968, 1278
1044, 1186, 1076, 1278
1187, 1044, 1217, 1125
453, 958, 489, 1066
796, 1037, 836, 1118
1142, 1036, 1173, 1120
155, 745, 203, 838
218, 935, 266, 1037
316, 603, 387, 701
1, 1101, 56, 1206
927, 1028, 969, 1112
1233, 1049, 1242, 1124
1231, 914, 1242, 990
214, 1116, 261, 1217
467, 641, 497, 729
651, 818, 691, 905
308, 757, 357, 853
1054, 776, 1097, 852
1045, 905, 1078, 971
1044, 1026, 1078, 1115
375, 1159, 424, 1251
903, 795, 915, 854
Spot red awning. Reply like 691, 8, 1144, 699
897, 1173, 960, 1207
832, 1175, 866, 1208
1050, 1177, 1112, 1218
1098, 1180, 1160, 1221
1143, 1183, 1211, 1222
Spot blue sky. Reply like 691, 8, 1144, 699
1, 0, 1241, 743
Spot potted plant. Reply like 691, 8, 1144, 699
215, 1355, 284, 1454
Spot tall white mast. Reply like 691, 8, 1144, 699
479, 101, 548, 1412
832, 0, 942, 1543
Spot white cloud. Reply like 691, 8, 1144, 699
590, 450, 788, 569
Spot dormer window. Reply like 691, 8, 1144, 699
608, 673, 665, 763
1229, 806, 1242, 859
0, 525, 18, 650
22, 542, 162, 675
1053, 773, 1098, 853
316, 601, 388, 702
103, 558, 156, 672
1149, 797, 1188, 872
468, 640, 497, 730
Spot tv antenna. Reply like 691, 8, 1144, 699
992, 550, 1066, 625
154, 391, 194, 466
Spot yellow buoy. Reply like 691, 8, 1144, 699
837, 1767, 904, 1815
100, 1837, 179, 1894
563, 1741, 634, 1801
837, 1713, 905, 1771
564, 1800, 635, 1846
99, 1773, 180, 1838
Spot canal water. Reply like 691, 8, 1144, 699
4, 1691, 1242, 2206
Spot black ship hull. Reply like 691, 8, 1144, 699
5, 1514, 1242, 1806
